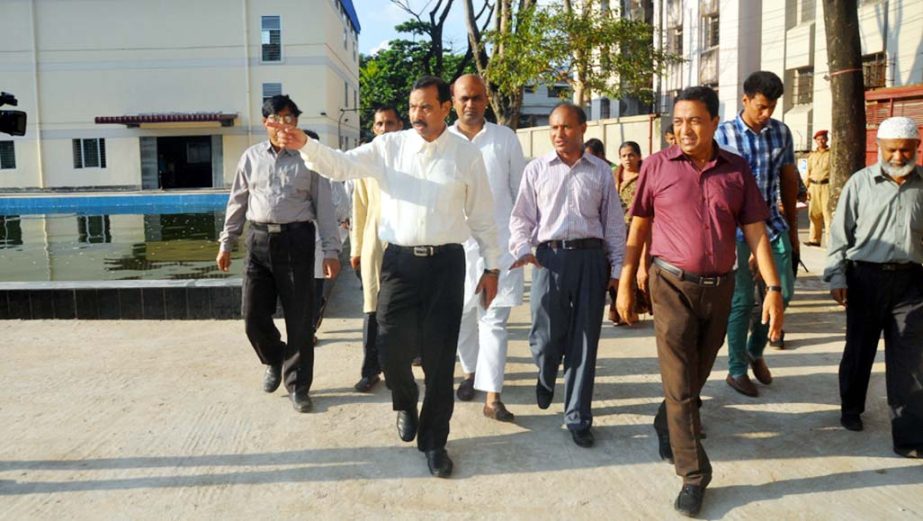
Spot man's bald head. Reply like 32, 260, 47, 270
452, 74, 489, 130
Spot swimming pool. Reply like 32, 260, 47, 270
0, 192, 246, 282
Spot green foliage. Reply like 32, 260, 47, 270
484, 0, 681, 107
358, 23, 474, 141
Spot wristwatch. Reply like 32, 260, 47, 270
483, 269, 500, 277
766, 285, 782, 292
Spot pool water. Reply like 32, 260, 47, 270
0, 194, 248, 282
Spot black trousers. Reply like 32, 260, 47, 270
530, 245, 607, 431
242, 222, 316, 393
361, 312, 381, 378
377, 244, 464, 452
841, 262, 923, 452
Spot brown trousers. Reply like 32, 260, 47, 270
649, 264, 735, 486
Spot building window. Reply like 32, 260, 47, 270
863, 52, 887, 90
524, 85, 536, 94
667, 26, 683, 55
793, 67, 814, 105
344, 82, 349, 107
261, 16, 282, 63
77, 215, 111, 244
262, 83, 282, 103
0, 141, 15, 169
73, 138, 106, 169
548, 85, 572, 99
702, 13, 719, 49
599, 98, 611, 119
0, 216, 23, 249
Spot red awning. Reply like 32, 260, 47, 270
95, 113, 237, 127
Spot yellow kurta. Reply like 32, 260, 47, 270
350, 177, 387, 313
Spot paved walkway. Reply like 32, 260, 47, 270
1, 229, 921, 519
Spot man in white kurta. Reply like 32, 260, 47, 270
271, 76, 501, 479
449, 75, 526, 423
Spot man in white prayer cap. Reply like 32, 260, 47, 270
823, 116, 923, 458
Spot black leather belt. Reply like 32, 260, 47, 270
539, 238, 603, 250
249, 221, 313, 233
653, 257, 730, 287
390, 243, 461, 257
810, 179, 829, 185
852, 260, 919, 271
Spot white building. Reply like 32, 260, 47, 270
762, 0, 923, 151
652, 0, 923, 154
0, 0, 361, 191
653, 0, 764, 122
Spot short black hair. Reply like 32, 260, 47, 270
584, 138, 606, 158
374, 105, 400, 120
412, 76, 451, 104
743, 71, 784, 101
551, 102, 587, 125
674, 86, 719, 119
262, 94, 302, 118
664, 124, 674, 135
304, 129, 319, 140
619, 141, 641, 156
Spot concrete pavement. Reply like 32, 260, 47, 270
1, 235, 921, 520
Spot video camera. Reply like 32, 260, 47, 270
0, 92, 27, 136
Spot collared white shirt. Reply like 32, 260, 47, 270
449, 121, 527, 308
299, 127, 501, 269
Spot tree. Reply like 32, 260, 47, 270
465, 0, 679, 128
390, 0, 479, 80
822, 0, 866, 211
358, 21, 475, 141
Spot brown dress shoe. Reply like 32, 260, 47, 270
483, 400, 515, 422
726, 374, 758, 397
750, 357, 773, 385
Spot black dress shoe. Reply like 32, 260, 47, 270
674, 484, 706, 517
456, 376, 475, 401
290, 389, 312, 413
656, 428, 674, 463
570, 427, 594, 448
354, 374, 381, 393
397, 409, 418, 442
894, 447, 922, 458
840, 414, 863, 431
425, 449, 453, 478
536, 379, 553, 409
263, 363, 282, 393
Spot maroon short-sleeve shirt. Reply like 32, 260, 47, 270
630, 144, 769, 275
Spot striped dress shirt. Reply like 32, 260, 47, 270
509, 151, 625, 278
715, 114, 795, 241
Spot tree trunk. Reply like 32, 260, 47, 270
822, 0, 866, 213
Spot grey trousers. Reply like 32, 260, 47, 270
530, 245, 608, 430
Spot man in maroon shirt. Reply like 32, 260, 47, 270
617, 86, 784, 517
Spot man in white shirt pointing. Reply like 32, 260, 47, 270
270, 76, 501, 479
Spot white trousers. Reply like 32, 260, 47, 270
457, 304, 512, 393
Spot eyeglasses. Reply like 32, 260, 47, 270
267, 114, 296, 124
